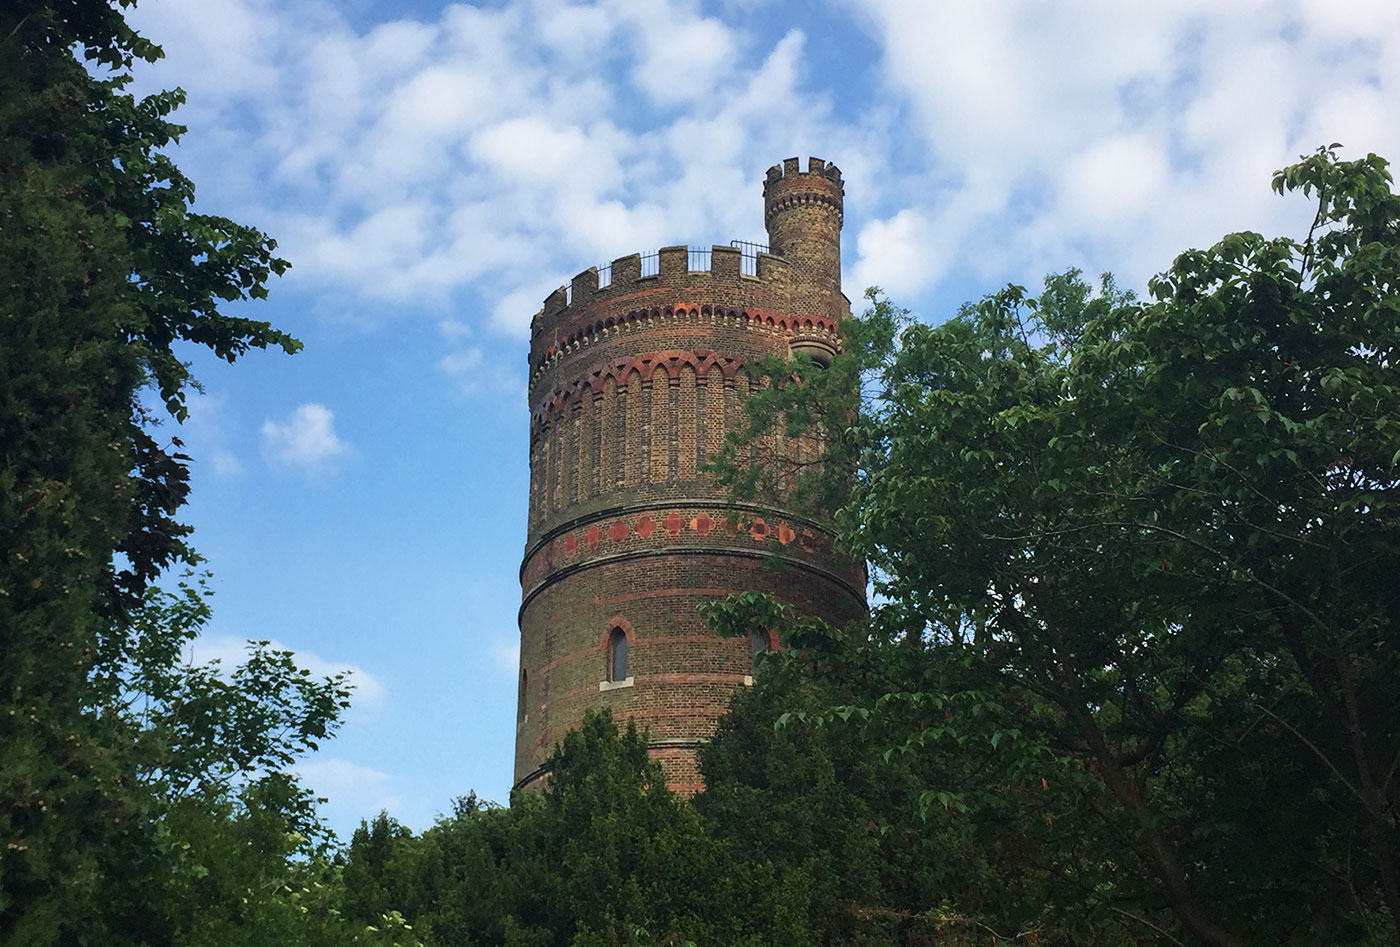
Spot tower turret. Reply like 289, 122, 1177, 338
763, 156, 845, 325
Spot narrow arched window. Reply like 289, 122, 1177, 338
608, 627, 628, 682
749, 629, 772, 673
518, 668, 528, 720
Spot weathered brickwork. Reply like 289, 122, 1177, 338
516, 158, 866, 792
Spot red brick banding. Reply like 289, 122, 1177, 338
516, 158, 866, 792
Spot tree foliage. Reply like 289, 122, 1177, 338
698, 649, 1091, 946
343, 711, 755, 947
707, 147, 1400, 946
0, 2, 380, 942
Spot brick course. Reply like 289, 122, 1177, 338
516, 158, 865, 792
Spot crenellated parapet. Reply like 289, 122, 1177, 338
530, 243, 785, 337
527, 243, 809, 378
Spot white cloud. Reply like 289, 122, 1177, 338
843, 0, 1400, 296
207, 448, 243, 477
438, 317, 474, 340
626, 5, 738, 106
181, 391, 243, 478
296, 757, 402, 826
261, 403, 349, 478
851, 208, 943, 299
185, 632, 388, 707
128, 0, 1400, 354
536, 1, 615, 62
438, 347, 483, 377
437, 341, 527, 401
1058, 134, 1171, 229
131, 0, 279, 103
470, 117, 593, 183
489, 634, 520, 676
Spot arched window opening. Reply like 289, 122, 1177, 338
749, 629, 772, 673
518, 668, 528, 720
608, 627, 628, 682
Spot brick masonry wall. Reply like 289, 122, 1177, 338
515, 551, 864, 790
516, 158, 864, 792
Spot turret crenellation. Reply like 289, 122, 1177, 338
764, 155, 842, 185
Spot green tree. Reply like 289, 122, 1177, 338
710, 148, 1400, 945
91, 576, 348, 811
37, 571, 391, 946
702, 594, 1139, 946
1, 1, 303, 940
99, 577, 350, 941
698, 645, 1077, 946
343, 711, 802, 947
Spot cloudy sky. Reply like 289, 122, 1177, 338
122, 0, 1400, 835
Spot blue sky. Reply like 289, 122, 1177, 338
121, 0, 1400, 836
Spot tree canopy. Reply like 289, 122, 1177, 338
706, 146, 1400, 946
0, 2, 370, 942
343, 711, 749, 947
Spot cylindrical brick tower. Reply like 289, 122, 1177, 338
516, 157, 866, 793
764, 155, 846, 328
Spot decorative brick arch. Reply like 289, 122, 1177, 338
530, 349, 749, 439
529, 304, 840, 382
599, 616, 638, 650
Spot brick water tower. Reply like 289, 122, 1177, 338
515, 158, 866, 793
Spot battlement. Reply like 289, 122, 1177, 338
529, 241, 789, 342
764, 156, 843, 187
